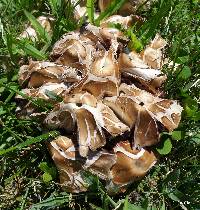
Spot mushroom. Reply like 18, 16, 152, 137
84, 150, 116, 180
18, 61, 81, 88
17, 83, 69, 101
45, 93, 129, 157
47, 136, 88, 193
118, 50, 167, 92
48, 135, 116, 192
140, 34, 168, 69
100, 15, 134, 29
111, 141, 157, 185
51, 31, 96, 70
20, 16, 54, 41
71, 46, 120, 98
119, 83, 183, 132
17, 4, 183, 194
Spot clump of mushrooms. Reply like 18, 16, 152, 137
17, 2, 183, 194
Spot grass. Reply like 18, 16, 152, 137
0, 0, 199, 209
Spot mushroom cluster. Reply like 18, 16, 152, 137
17, 13, 183, 193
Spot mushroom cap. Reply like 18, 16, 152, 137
47, 136, 88, 193
18, 61, 81, 88
103, 96, 139, 128
141, 34, 168, 69
76, 107, 106, 157
20, 16, 53, 41
51, 31, 96, 69
44, 102, 77, 132
134, 106, 159, 147
119, 83, 183, 132
111, 141, 157, 185
84, 150, 116, 180
118, 51, 166, 84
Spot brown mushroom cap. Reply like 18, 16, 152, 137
18, 61, 81, 88
111, 141, 157, 185
76, 108, 106, 157
84, 150, 116, 180
134, 106, 159, 147
119, 83, 183, 132
51, 31, 96, 70
103, 96, 140, 128
118, 51, 166, 88
47, 136, 88, 193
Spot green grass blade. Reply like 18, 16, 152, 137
95, 0, 127, 25
0, 131, 59, 156
24, 10, 51, 43
123, 196, 145, 210
87, 0, 95, 24
139, 0, 174, 44
48, 0, 57, 16
18, 41, 47, 60
0, 82, 53, 110
30, 192, 69, 210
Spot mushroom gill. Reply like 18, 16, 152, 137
17, 8, 183, 194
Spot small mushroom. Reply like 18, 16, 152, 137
118, 50, 167, 90
84, 150, 116, 180
118, 52, 166, 82
77, 47, 120, 98
75, 107, 106, 157
98, 0, 151, 16
44, 102, 77, 132
103, 96, 140, 128
19, 83, 69, 101
48, 135, 116, 192
134, 106, 159, 147
141, 34, 167, 69
20, 16, 54, 41
70, 0, 87, 20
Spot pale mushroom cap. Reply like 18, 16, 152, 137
19, 16, 53, 40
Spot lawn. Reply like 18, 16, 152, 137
0, 0, 199, 209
